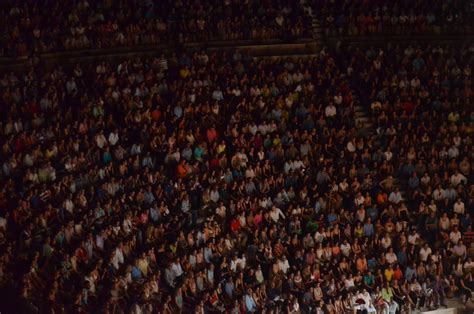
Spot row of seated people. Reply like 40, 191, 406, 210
309, 0, 472, 36
0, 0, 310, 57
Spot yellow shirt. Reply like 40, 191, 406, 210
138, 258, 149, 277
384, 268, 394, 281
179, 68, 190, 78
217, 144, 226, 155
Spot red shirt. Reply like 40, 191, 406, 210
210, 158, 220, 170
151, 109, 161, 121
394, 268, 403, 281
177, 163, 187, 178
230, 218, 241, 233
207, 128, 217, 143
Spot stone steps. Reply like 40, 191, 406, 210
302, 2, 323, 43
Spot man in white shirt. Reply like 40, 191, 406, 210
108, 129, 119, 146
171, 258, 184, 278
215, 202, 226, 219
112, 243, 125, 269
450, 171, 467, 186
257, 122, 269, 135
278, 255, 290, 274
432, 186, 445, 201
270, 206, 285, 223
419, 244, 432, 262
464, 258, 474, 271
230, 255, 239, 272
449, 226, 462, 244
325, 103, 337, 118
388, 188, 403, 204
248, 123, 258, 135
238, 254, 247, 270
386, 248, 398, 265
212, 87, 224, 101
453, 241, 467, 258
95, 130, 107, 149
380, 234, 392, 249
346, 140, 356, 153
453, 199, 465, 214
448, 145, 459, 158
340, 239, 352, 257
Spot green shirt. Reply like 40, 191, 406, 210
381, 287, 393, 302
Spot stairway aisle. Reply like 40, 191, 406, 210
301, 1, 324, 44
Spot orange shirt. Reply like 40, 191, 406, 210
377, 193, 388, 204
356, 258, 368, 272
177, 163, 187, 178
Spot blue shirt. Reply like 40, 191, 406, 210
363, 223, 374, 237
245, 294, 257, 312
144, 191, 155, 204
173, 105, 183, 118
149, 207, 159, 222
397, 251, 408, 266
367, 207, 379, 221
408, 176, 419, 189
405, 266, 417, 281
327, 213, 337, 225
103, 151, 112, 164
204, 247, 212, 263
367, 257, 377, 271
132, 266, 142, 280
225, 282, 235, 298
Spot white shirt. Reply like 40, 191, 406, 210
340, 243, 352, 256
450, 173, 467, 186
432, 189, 445, 201
449, 231, 462, 244
381, 237, 392, 249
113, 247, 124, 268
270, 207, 285, 222
453, 201, 465, 214
386, 252, 398, 264
419, 247, 432, 261
389, 191, 403, 204
464, 261, 474, 271
347, 141, 356, 153
171, 262, 183, 277
448, 146, 459, 158
344, 277, 355, 289
278, 258, 290, 274
325, 105, 337, 117
95, 133, 107, 148
216, 205, 226, 217
108, 132, 119, 146
123, 218, 132, 234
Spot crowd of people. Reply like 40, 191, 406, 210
0, 40, 472, 314
311, 0, 472, 37
0, 0, 310, 58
